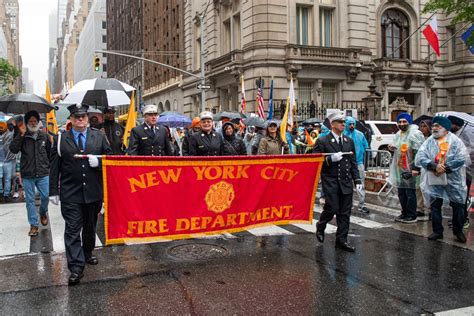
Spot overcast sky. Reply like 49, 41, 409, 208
19, 0, 57, 95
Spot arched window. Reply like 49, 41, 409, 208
381, 9, 410, 59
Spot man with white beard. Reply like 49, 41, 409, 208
10, 111, 52, 237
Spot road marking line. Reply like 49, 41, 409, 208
0, 204, 31, 257
435, 306, 474, 315
314, 207, 391, 229
247, 225, 294, 236
292, 220, 337, 234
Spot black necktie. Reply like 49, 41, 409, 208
338, 137, 343, 150
78, 133, 84, 152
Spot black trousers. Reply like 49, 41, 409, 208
317, 185, 353, 243
61, 201, 102, 273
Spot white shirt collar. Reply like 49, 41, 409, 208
331, 131, 343, 142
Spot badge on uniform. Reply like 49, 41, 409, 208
331, 139, 335, 142
141, 137, 148, 140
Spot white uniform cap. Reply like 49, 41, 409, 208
199, 111, 213, 120
328, 111, 345, 123
142, 104, 158, 115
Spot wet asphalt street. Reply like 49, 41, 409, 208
1, 206, 473, 315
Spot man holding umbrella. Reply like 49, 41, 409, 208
49, 103, 112, 285
127, 104, 171, 156
99, 107, 124, 155
10, 111, 52, 237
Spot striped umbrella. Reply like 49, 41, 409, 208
63, 78, 136, 109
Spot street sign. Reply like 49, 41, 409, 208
197, 83, 211, 90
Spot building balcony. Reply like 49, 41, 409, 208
206, 49, 243, 73
285, 44, 362, 67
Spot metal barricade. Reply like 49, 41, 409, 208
363, 149, 393, 196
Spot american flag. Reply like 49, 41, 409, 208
256, 79, 265, 118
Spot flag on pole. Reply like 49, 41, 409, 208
240, 75, 247, 114
256, 78, 265, 118
287, 77, 296, 128
45, 80, 58, 137
267, 78, 274, 120
461, 24, 474, 55
123, 91, 137, 148
280, 97, 290, 144
422, 15, 440, 56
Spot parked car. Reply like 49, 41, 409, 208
358, 120, 398, 166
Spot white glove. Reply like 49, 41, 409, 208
88, 155, 99, 168
331, 152, 343, 162
49, 195, 59, 205
356, 184, 363, 191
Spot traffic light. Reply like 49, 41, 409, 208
94, 56, 101, 72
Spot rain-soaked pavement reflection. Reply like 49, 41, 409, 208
1, 223, 473, 315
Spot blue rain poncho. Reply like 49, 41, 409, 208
389, 124, 425, 189
320, 125, 330, 138
415, 132, 471, 204
343, 117, 368, 165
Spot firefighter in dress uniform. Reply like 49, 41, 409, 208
313, 111, 361, 252
187, 111, 224, 156
49, 103, 112, 285
127, 104, 171, 156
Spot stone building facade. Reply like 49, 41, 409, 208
110, 0, 473, 119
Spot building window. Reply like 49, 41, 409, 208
223, 19, 231, 54
298, 82, 312, 106
319, 8, 333, 47
381, 9, 410, 59
296, 6, 311, 45
233, 14, 241, 50
102, 21, 106, 29
102, 63, 107, 72
322, 82, 337, 105
447, 26, 456, 61
102, 35, 107, 43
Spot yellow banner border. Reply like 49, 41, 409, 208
102, 156, 324, 245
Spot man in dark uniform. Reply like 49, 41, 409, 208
49, 103, 112, 285
313, 111, 361, 252
127, 104, 171, 156
99, 107, 124, 155
188, 111, 224, 156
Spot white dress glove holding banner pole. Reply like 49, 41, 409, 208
49, 195, 59, 205
331, 152, 344, 162
356, 184, 363, 191
88, 155, 99, 168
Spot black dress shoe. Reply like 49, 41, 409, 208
316, 228, 325, 243
428, 232, 443, 240
86, 256, 98, 265
454, 232, 466, 243
335, 242, 356, 252
68, 272, 83, 285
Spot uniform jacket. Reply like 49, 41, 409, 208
10, 130, 51, 178
99, 120, 124, 155
313, 133, 361, 195
127, 123, 171, 156
188, 130, 224, 156
49, 128, 112, 204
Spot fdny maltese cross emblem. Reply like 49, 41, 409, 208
205, 181, 235, 213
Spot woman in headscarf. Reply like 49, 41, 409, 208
257, 120, 289, 155
222, 122, 246, 156
419, 120, 432, 139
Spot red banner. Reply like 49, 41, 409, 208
103, 155, 323, 245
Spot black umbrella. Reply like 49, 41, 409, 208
214, 111, 246, 121
302, 117, 322, 126
159, 111, 182, 117
243, 116, 266, 128
0, 93, 54, 114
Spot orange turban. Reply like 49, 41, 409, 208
191, 117, 201, 128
